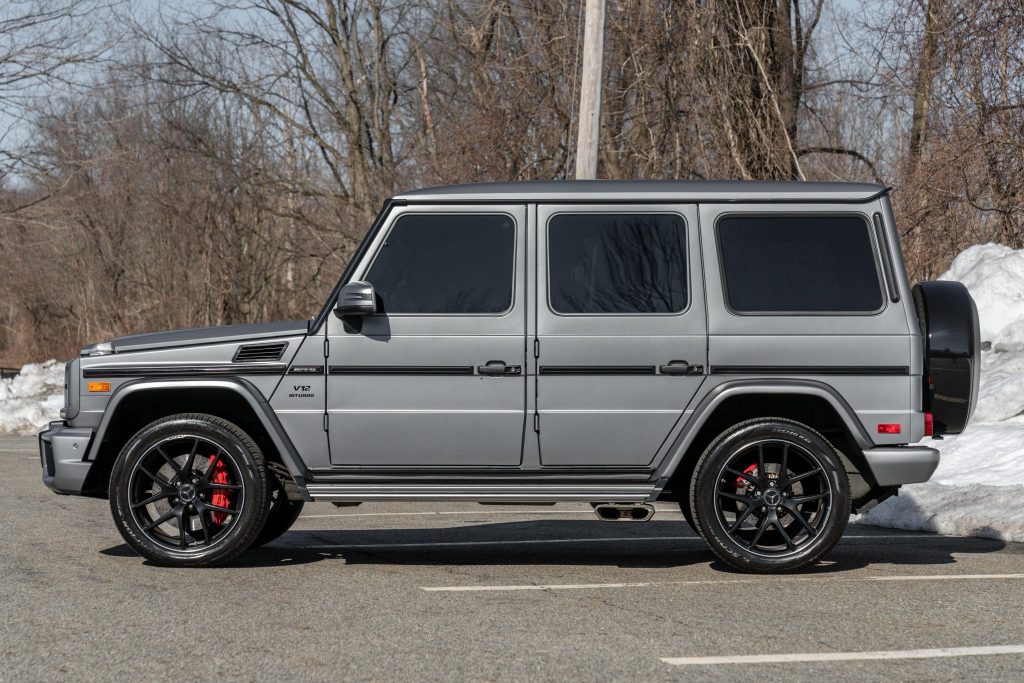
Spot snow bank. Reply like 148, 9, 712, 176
938, 243, 1024, 346
857, 243, 1024, 542
0, 360, 64, 434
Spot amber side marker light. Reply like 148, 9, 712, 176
877, 423, 902, 434
87, 381, 111, 393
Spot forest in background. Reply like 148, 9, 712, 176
0, 0, 1021, 365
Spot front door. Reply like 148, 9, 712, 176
535, 205, 707, 467
326, 205, 527, 467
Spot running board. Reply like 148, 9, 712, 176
304, 484, 657, 503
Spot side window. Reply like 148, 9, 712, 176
548, 213, 687, 314
365, 213, 515, 314
717, 215, 883, 314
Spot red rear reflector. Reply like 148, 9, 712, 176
877, 423, 902, 434
924, 412, 934, 437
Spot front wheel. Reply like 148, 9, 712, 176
109, 413, 271, 567
250, 485, 304, 547
689, 418, 850, 573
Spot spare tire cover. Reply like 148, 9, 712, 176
912, 281, 980, 434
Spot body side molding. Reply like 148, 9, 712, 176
709, 365, 909, 376
538, 365, 657, 375
329, 365, 475, 375
84, 364, 287, 378
85, 377, 309, 491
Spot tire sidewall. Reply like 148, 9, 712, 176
693, 419, 849, 573
251, 485, 304, 547
110, 415, 269, 567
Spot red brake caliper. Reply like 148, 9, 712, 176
736, 463, 758, 489
208, 456, 231, 525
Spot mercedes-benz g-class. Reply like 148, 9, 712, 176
40, 180, 979, 572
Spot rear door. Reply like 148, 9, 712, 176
535, 205, 707, 467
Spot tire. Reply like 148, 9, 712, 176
109, 413, 271, 567
678, 500, 697, 532
250, 484, 304, 547
689, 418, 850, 573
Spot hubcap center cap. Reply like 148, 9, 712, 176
763, 489, 782, 506
178, 484, 197, 503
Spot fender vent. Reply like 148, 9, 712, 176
233, 342, 287, 363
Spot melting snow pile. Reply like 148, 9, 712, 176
857, 243, 1024, 542
0, 360, 64, 435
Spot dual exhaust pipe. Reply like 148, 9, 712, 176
592, 502, 655, 522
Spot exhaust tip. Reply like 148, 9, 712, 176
593, 503, 655, 522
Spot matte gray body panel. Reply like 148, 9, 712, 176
698, 202, 920, 445
39, 423, 94, 494
535, 204, 707, 467
95, 320, 307, 354
269, 333, 329, 468
325, 204, 528, 467
71, 336, 305, 429
863, 445, 940, 486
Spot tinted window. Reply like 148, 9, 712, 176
548, 213, 687, 314
718, 215, 882, 313
366, 214, 515, 314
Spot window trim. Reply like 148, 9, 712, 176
361, 211, 519, 317
544, 210, 691, 318
714, 211, 888, 317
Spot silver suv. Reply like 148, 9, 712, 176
40, 180, 980, 572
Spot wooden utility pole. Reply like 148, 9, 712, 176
908, 0, 943, 175
574, 0, 606, 180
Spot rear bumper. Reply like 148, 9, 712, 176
39, 421, 96, 494
862, 445, 940, 486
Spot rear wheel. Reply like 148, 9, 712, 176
109, 413, 270, 567
689, 418, 849, 573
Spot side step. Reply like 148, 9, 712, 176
593, 502, 656, 522
305, 483, 656, 503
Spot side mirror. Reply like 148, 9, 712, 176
335, 281, 377, 317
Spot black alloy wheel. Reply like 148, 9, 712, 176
110, 414, 270, 567
690, 418, 849, 573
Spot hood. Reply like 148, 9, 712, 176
81, 320, 309, 355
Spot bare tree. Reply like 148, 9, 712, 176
0, 0, 113, 183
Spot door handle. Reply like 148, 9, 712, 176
660, 360, 703, 376
477, 360, 522, 376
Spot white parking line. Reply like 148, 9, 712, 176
421, 573, 1024, 592
660, 644, 1024, 666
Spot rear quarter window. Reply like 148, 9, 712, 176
717, 214, 883, 314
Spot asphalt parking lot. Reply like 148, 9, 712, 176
3, 434, 1024, 682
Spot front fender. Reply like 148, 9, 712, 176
86, 377, 309, 485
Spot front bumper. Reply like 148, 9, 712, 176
39, 421, 96, 494
862, 445, 940, 486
